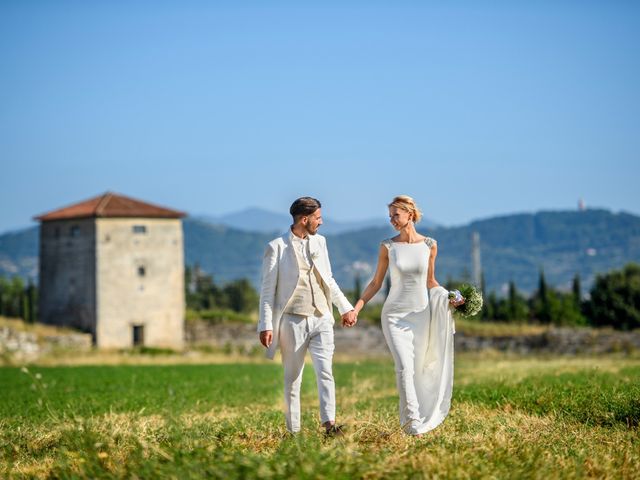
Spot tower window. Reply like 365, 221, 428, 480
133, 225, 147, 234
137, 266, 146, 277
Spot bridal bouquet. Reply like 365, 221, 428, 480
448, 284, 483, 318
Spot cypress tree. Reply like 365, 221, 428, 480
572, 273, 581, 308
508, 281, 517, 321
18, 288, 25, 321
353, 274, 362, 304
26, 280, 35, 323
537, 268, 551, 323
480, 272, 489, 319
487, 291, 499, 321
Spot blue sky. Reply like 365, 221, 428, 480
1, 1, 639, 233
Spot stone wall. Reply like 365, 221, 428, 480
456, 328, 640, 355
185, 321, 391, 356
4, 320, 638, 361
0, 325, 92, 363
186, 321, 640, 356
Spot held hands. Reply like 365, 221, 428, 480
259, 310, 357, 348
341, 310, 357, 328
259, 330, 273, 348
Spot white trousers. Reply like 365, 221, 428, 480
382, 315, 426, 434
279, 313, 335, 433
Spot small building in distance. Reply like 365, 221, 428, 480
35, 192, 186, 349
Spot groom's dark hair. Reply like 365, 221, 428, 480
290, 197, 321, 221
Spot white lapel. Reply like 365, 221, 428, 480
308, 235, 322, 267
308, 234, 331, 283
281, 233, 298, 276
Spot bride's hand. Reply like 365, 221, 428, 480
449, 297, 465, 307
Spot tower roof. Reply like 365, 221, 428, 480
34, 192, 186, 222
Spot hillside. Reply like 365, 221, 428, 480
183, 220, 273, 281
434, 209, 640, 293
1, 209, 639, 295
0, 227, 38, 280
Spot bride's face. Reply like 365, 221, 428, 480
389, 206, 412, 230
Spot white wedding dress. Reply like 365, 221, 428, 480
381, 237, 455, 435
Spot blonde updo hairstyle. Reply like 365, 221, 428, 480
388, 195, 423, 223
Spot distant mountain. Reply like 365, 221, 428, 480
2, 209, 640, 295
194, 206, 438, 235
183, 219, 274, 281
0, 226, 38, 280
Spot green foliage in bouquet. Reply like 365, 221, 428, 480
449, 284, 483, 318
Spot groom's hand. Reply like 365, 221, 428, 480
259, 330, 273, 348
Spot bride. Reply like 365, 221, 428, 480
352, 195, 462, 436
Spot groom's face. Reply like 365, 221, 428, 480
303, 208, 323, 235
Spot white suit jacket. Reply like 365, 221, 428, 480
258, 231, 353, 359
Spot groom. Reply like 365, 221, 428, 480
258, 197, 356, 435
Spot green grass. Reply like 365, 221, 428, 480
457, 366, 640, 427
1, 354, 639, 478
0, 364, 282, 422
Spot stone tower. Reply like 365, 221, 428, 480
35, 192, 186, 349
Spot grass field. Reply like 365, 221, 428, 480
1, 352, 639, 479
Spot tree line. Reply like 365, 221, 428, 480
451, 263, 640, 330
185, 265, 258, 316
0, 276, 37, 323
1, 262, 639, 330
351, 263, 640, 331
